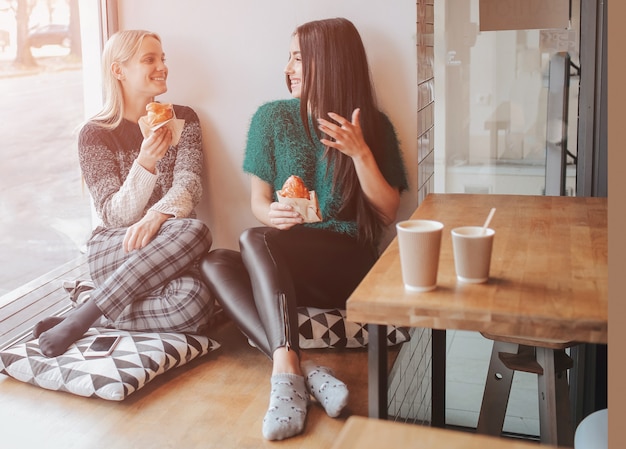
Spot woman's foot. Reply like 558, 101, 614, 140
262, 373, 309, 440
36, 300, 103, 357
33, 316, 65, 338
302, 360, 349, 418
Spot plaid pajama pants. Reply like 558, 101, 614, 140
86, 218, 214, 334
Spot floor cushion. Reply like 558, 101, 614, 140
298, 307, 410, 349
62, 280, 409, 351
0, 328, 220, 401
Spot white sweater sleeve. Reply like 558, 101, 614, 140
102, 160, 157, 227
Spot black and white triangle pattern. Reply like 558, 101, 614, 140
0, 328, 219, 401
297, 307, 410, 349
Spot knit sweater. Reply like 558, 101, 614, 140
243, 98, 408, 237
78, 105, 203, 229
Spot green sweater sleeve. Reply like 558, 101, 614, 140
243, 102, 279, 184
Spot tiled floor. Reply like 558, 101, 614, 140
446, 330, 540, 437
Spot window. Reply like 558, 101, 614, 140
434, 0, 581, 197
0, 0, 104, 296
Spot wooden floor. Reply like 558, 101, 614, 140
0, 317, 401, 448
0, 255, 401, 447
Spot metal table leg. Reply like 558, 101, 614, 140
432, 329, 446, 427
368, 324, 388, 419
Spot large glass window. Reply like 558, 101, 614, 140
0, 0, 94, 295
435, 0, 580, 197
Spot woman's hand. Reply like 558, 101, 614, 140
136, 127, 172, 174
317, 108, 370, 160
250, 176, 303, 230
318, 108, 401, 225
122, 210, 171, 253
267, 201, 304, 230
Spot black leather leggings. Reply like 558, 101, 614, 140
200, 226, 378, 359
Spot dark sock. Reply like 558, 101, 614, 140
37, 299, 103, 357
33, 316, 65, 338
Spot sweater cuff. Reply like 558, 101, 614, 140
131, 160, 158, 185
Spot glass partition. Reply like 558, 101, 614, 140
434, 0, 580, 196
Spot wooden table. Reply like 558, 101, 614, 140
346, 193, 607, 423
330, 416, 568, 449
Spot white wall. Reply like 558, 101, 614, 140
117, 0, 418, 249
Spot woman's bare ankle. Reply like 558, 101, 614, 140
272, 346, 303, 376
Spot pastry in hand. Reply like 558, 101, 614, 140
138, 102, 184, 145
276, 175, 321, 223
279, 175, 310, 200
145, 102, 174, 127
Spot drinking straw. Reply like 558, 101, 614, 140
482, 208, 496, 233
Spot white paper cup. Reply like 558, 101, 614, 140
451, 226, 495, 283
396, 220, 444, 292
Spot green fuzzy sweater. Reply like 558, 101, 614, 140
243, 98, 408, 237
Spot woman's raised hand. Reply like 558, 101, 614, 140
319, 108, 401, 225
137, 126, 172, 174
317, 108, 370, 159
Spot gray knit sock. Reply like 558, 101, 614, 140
262, 373, 309, 441
302, 360, 349, 418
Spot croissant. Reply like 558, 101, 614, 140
279, 175, 310, 199
145, 102, 173, 126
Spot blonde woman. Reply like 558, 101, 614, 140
33, 30, 214, 357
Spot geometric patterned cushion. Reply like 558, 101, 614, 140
297, 307, 410, 349
0, 328, 220, 401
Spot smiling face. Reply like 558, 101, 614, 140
116, 35, 168, 101
284, 34, 302, 98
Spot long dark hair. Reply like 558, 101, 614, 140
288, 17, 387, 244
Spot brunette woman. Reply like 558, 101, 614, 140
201, 18, 408, 440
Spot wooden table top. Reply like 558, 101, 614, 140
330, 416, 566, 449
347, 194, 607, 344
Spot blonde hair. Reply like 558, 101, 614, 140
90, 30, 161, 129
